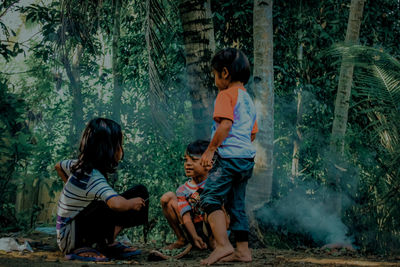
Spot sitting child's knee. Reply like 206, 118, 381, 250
160, 191, 175, 206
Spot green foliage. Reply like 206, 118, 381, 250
212, 0, 253, 59
9, 0, 190, 243
0, 78, 32, 231
0, 1, 24, 61
1, 0, 400, 256
264, 0, 400, 254
330, 45, 400, 254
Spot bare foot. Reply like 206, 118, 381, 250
200, 245, 234, 265
208, 237, 216, 250
219, 248, 252, 262
163, 240, 187, 250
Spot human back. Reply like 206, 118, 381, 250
56, 164, 118, 253
55, 118, 148, 261
56, 118, 123, 253
211, 84, 257, 158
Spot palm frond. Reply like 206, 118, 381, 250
372, 65, 400, 106
331, 44, 400, 175
330, 45, 400, 113
144, 0, 174, 138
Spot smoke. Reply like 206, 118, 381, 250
256, 184, 353, 246
252, 90, 359, 247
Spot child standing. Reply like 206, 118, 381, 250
160, 140, 212, 251
200, 48, 258, 265
55, 118, 149, 261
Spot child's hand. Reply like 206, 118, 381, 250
193, 235, 207, 250
200, 149, 214, 169
131, 197, 145, 211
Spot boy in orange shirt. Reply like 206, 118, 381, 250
200, 48, 258, 265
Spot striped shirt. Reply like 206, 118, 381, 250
176, 179, 206, 223
212, 85, 258, 158
56, 159, 118, 254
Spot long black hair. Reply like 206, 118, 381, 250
72, 118, 123, 179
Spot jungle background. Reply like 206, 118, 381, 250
1, 0, 400, 259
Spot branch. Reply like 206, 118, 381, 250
0, 69, 39, 75
0, 39, 43, 53
0, 0, 20, 19
19, 30, 43, 44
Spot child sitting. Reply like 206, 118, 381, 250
160, 140, 228, 251
55, 118, 149, 262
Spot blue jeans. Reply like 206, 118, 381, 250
200, 156, 254, 234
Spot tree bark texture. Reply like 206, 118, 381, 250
111, 0, 123, 123
328, 0, 365, 213
63, 44, 84, 147
247, 0, 274, 205
292, 88, 304, 181
178, 0, 216, 140
291, 43, 305, 181
97, 32, 106, 117
330, 0, 365, 155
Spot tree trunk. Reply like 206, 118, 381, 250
111, 0, 123, 123
247, 0, 274, 206
63, 44, 84, 147
96, 0, 106, 117
246, 0, 274, 246
97, 31, 106, 117
291, 88, 303, 181
328, 0, 365, 213
291, 41, 305, 181
178, 0, 216, 140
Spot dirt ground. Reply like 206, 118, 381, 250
1, 231, 400, 267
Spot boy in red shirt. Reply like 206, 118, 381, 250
161, 140, 226, 250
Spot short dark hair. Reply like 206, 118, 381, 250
72, 118, 123, 179
211, 48, 250, 85
186, 140, 210, 156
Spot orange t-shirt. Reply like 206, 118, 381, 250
212, 85, 258, 158
213, 86, 258, 134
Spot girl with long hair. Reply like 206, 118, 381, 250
55, 118, 148, 261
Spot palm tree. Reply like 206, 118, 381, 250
145, 0, 171, 137
178, 0, 215, 140
340, 45, 400, 181
333, 44, 400, 244
248, 0, 274, 205
328, 0, 365, 213
246, 0, 274, 245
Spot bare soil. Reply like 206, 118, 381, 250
1, 231, 400, 267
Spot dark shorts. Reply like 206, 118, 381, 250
200, 156, 254, 234
73, 184, 149, 249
